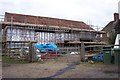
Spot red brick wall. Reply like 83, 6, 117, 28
5, 12, 93, 30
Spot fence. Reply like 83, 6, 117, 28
16, 42, 81, 64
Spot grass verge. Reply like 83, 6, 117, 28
2, 56, 29, 64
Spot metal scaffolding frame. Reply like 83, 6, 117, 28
0, 15, 106, 55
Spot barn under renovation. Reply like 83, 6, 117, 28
1, 12, 106, 58
1, 12, 120, 79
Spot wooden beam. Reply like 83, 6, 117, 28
0, 22, 106, 34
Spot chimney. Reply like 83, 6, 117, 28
114, 13, 119, 22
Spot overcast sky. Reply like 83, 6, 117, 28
0, 0, 119, 30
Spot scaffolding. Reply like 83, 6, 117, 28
0, 14, 106, 56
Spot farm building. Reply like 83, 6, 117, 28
0, 12, 105, 54
101, 13, 120, 45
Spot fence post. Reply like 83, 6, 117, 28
119, 40, 120, 48
80, 42, 85, 62
29, 42, 32, 62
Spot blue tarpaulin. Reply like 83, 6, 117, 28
34, 43, 59, 52
92, 54, 103, 61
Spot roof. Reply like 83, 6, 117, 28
102, 21, 114, 31
4, 12, 94, 30
102, 20, 120, 32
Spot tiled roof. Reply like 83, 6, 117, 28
5, 12, 93, 30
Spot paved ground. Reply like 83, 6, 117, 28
2, 60, 119, 78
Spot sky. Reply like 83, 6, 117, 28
0, 0, 119, 30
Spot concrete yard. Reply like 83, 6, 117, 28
2, 60, 119, 78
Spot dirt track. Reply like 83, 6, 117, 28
2, 60, 119, 78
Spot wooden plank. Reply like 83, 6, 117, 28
0, 22, 105, 34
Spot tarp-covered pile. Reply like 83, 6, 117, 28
34, 43, 60, 59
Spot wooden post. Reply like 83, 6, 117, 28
119, 40, 120, 48
0, 26, 2, 56
80, 42, 85, 61
29, 41, 33, 62
28, 41, 37, 62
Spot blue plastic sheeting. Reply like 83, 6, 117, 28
92, 54, 103, 61
34, 43, 59, 52
34, 44, 47, 49
46, 44, 57, 48
34, 43, 58, 49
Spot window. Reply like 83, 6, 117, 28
107, 32, 110, 37
100, 34, 103, 38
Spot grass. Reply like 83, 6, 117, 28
2, 56, 29, 64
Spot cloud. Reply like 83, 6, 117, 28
0, 0, 119, 30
